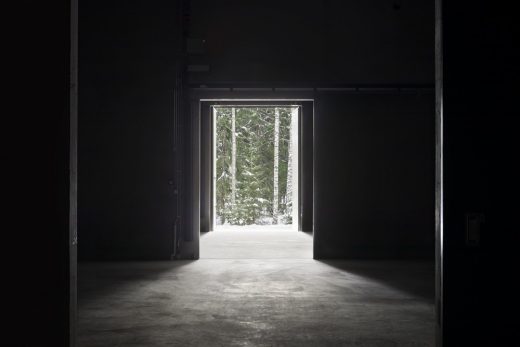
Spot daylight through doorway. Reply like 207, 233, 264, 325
213, 106, 299, 231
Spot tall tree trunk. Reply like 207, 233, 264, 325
291, 107, 299, 228
286, 113, 293, 219
231, 107, 237, 208
286, 107, 296, 223
273, 108, 280, 224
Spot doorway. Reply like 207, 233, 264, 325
213, 106, 299, 230
198, 100, 314, 259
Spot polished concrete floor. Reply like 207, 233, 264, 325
79, 232, 434, 347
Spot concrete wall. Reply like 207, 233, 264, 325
79, 0, 435, 260
188, 0, 435, 259
314, 92, 434, 258
188, 0, 434, 85
79, 0, 181, 260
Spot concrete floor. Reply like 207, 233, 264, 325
200, 230, 312, 259
79, 232, 434, 347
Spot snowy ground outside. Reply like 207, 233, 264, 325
214, 223, 295, 232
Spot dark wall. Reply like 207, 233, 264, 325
79, 0, 181, 260
439, 1, 518, 345
300, 101, 314, 232
10, 1, 74, 346
314, 92, 435, 258
188, 0, 435, 258
188, 0, 434, 84
80, 0, 435, 260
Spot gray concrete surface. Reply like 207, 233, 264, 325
79, 231, 434, 346
201, 230, 312, 259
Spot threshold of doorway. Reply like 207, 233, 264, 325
200, 229, 312, 259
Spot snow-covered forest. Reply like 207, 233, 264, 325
215, 107, 298, 226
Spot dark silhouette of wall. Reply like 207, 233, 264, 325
438, 1, 518, 345
9, 1, 75, 346
314, 92, 434, 258
187, 0, 434, 84
79, 0, 181, 260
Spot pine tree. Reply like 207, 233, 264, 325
215, 108, 231, 224
215, 106, 292, 226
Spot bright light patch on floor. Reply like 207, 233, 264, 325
200, 230, 313, 259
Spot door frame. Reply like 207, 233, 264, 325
201, 101, 305, 233
188, 92, 314, 259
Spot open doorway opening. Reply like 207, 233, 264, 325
213, 106, 299, 231
199, 100, 314, 259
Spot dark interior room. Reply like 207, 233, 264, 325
10, 0, 518, 346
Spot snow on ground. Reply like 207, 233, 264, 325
214, 223, 295, 232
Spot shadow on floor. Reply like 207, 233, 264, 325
318, 259, 435, 302
78, 261, 196, 302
